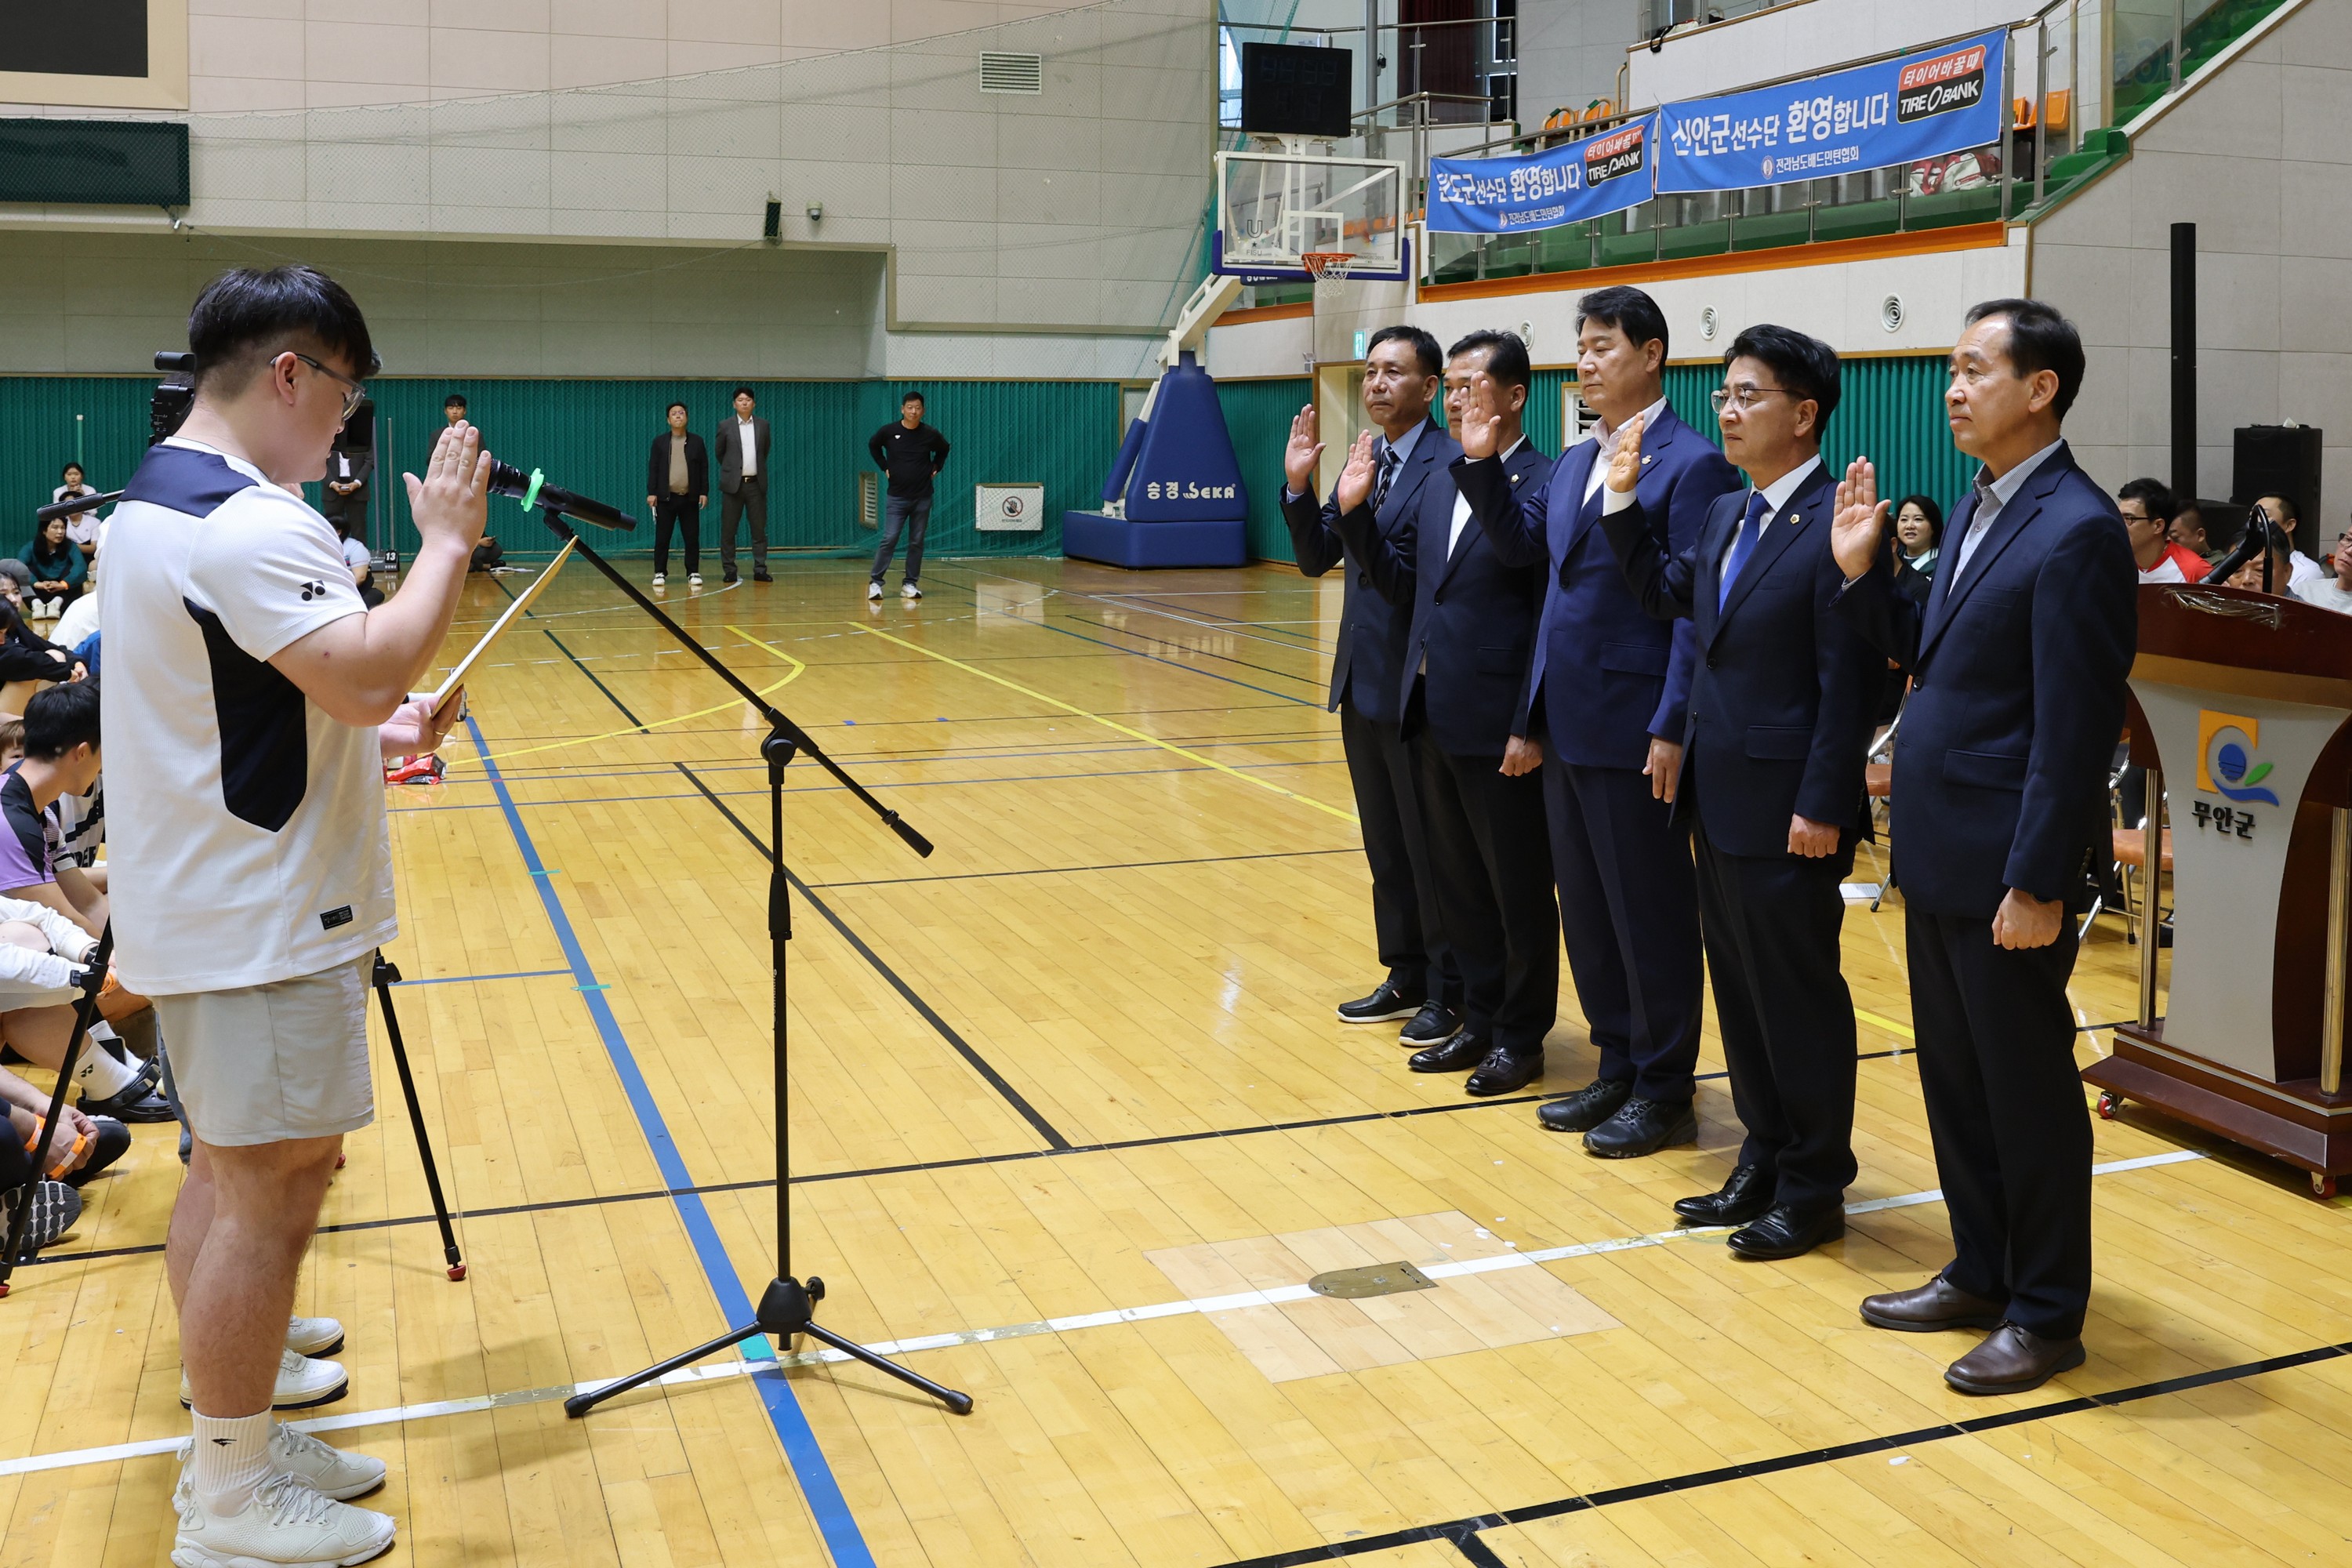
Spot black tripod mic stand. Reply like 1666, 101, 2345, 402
498, 495, 970, 1420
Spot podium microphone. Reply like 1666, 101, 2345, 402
484, 460, 637, 532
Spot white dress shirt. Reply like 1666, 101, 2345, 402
2294, 575, 2352, 614
1713, 455, 1823, 572
1947, 438, 2064, 583
1584, 396, 1671, 507
1417, 436, 1524, 677
735, 416, 758, 479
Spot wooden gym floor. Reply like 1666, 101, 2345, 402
2, 556, 2348, 1568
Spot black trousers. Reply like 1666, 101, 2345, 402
1338, 700, 1459, 1009
1413, 731, 1557, 1057
1907, 907, 2092, 1339
720, 474, 768, 572
1541, 746, 1704, 1103
1693, 818, 1858, 1211
654, 495, 700, 575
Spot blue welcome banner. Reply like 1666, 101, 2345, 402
1654, 29, 2006, 194
1428, 113, 1659, 234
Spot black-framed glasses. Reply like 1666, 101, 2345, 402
1709, 385, 1794, 415
285, 351, 368, 422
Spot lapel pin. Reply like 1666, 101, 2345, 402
1642, 455, 1653, 465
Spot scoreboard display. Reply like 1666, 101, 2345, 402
1240, 42, 1353, 140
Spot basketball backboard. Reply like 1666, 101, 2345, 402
1212, 151, 1410, 285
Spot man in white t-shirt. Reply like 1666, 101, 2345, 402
2293, 529, 2352, 615
100, 265, 486, 1568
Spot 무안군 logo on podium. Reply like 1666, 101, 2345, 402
2195, 710, 2279, 805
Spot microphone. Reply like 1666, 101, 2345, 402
485, 460, 637, 532
35, 488, 122, 526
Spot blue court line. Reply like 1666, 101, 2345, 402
391, 967, 571, 987
463, 713, 877, 1568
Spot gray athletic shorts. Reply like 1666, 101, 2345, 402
154, 956, 374, 1148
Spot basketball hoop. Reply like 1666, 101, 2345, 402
1301, 251, 1356, 281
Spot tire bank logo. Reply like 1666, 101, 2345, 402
1584, 122, 1647, 185
1896, 44, 1987, 123
2196, 710, 2279, 805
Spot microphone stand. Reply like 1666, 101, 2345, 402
528, 506, 972, 1421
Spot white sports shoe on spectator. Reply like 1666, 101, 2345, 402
181, 1348, 348, 1410
285, 1316, 344, 1356
901, 581, 922, 599
688, 572, 702, 586
866, 580, 883, 601
174, 1424, 386, 1503
651, 572, 666, 587
170, 1471, 394, 1567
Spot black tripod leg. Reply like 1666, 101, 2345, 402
800, 1322, 975, 1415
563, 1321, 771, 1417
0, 930, 114, 1294
372, 953, 466, 1281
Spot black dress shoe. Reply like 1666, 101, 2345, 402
1537, 1078, 1631, 1134
722, 566, 741, 584
1944, 1322, 2085, 1395
1583, 1096, 1697, 1159
1339, 978, 1425, 1025
1726, 1202, 1846, 1261
1672, 1163, 1771, 1226
753, 568, 772, 583
1399, 1002, 1461, 1046
1408, 1029, 1490, 1073
1465, 1045, 1542, 1096
1860, 1275, 2007, 1334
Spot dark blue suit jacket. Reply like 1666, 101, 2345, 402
1602, 460, 1882, 863
1458, 402, 1743, 768
1332, 438, 1553, 757
1281, 419, 1455, 725
1835, 441, 2137, 917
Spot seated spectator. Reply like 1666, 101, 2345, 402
1, 1062, 128, 1187
2171, 499, 2216, 563
1893, 494, 1944, 579
51, 565, 100, 654
0, 1138, 81, 1253
2119, 478, 2208, 584
0, 884, 164, 1120
333, 517, 383, 608
19, 514, 85, 618
2294, 530, 2352, 615
52, 463, 106, 570
1, 682, 106, 938
2253, 493, 2325, 590
2224, 530, 2299, 597
0, 562, 84, 713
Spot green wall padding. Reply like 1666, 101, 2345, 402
1, 376, 1123, 561
1214, 376, 1312, 564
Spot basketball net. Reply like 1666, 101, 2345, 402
1301, 251, 1356, 282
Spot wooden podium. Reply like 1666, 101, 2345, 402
2086, 583, 2352, 1196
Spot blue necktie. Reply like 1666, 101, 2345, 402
1718, 490, 1772, 609
1370, 446, 1400, 516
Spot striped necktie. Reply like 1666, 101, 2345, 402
1370, 445, 1400, 516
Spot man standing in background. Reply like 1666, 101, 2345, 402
869, 390, 949, 601
645, 401, 706, 589
320, 420, 372, 540
714, 387, 772, 586
441, 393, 466, 429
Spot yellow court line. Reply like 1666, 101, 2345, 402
1856, 1007, 1916, 1040
847, 622, 1360, 826
447, 633, 804, 768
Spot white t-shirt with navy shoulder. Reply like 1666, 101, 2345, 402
96, 437, 394, 995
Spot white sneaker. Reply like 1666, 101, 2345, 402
688, 572, 702, 586
182, 1348, 348, 1411
174, 1423, 385, 1503
171, 1471, 394, 1567
901, 582, 922, 599
866, 580, 883, 601
651, 572, 666, 587
285, 1316, 344, 1357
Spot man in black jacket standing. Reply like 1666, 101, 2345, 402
1332, 330, 1555, 1094
868, 390, 949, 601
714, 386, 773, 585
1577, 325, 1882, 1260
645, 401, 706, 587
1830, 299, 2135, 1396
1280, 327, 1462, 1051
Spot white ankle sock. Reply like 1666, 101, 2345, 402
72, 1042, 137, 1098
189, 1409, 274, 1515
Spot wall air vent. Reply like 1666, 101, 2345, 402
980, 53, 1044, 94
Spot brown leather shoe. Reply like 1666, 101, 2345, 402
1944, 1323, 2085, 1396
1860, 1276, 2007, 1334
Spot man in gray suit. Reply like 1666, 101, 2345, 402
713, 386, 773, 584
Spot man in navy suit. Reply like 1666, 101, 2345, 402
1831, 299, 2136, 1394
1332, 330, 1558, 1095
1586, 325, 1882, 1259
1457, 287, 1742, 1156
1281, 326, 1463, 1049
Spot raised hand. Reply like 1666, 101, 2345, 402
1334, 430, 1379, 514
1457, 371, 1505, 459
1283, 403, 1324, 493
406, 421, 492, 561
1605, 412, 1646, 493
1831, 456, 1892, 581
